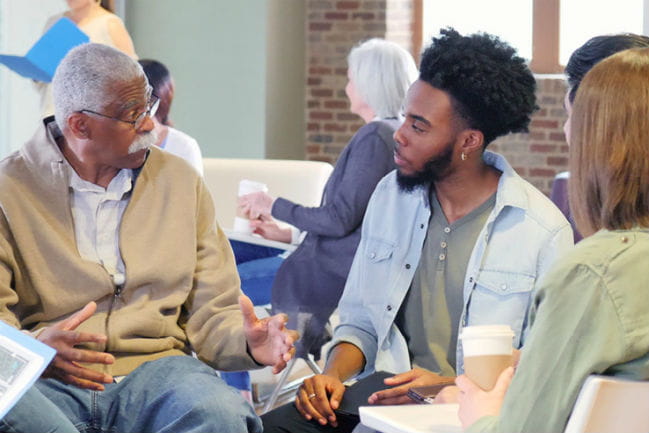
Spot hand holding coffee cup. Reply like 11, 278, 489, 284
460, 325, 515, 391
233, 180, 269, 234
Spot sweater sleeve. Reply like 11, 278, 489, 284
182, 178, 260, 371
468, 263, 628, 433
271, 123, 394, 238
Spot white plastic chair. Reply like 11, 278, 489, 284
564, 375, 649, 433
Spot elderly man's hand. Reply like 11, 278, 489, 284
237, 191, 275, 220
38, 302, 115, 391
239, 295, 298, 374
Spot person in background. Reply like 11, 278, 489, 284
139, 59, 204, 175
455, 46, 649, 433
37, 0, 137, 117
261, 28, 573, 433
0, 43, 297, 433
228, 38, 417, 401
550, 33, 649, 243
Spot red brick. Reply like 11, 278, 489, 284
337, 1, 360, 9
324, 100, 348, 109
549, 132, 566, 142
325, 12, 348, 20
307, 100, 320, 108
310, 22, 333, 31
547, 156, 568, 166
309, 66, 332, 75
529, 168, 556, 177
324, 123, 347, 132
530, 119, 559, 129
312, 88, 334, 97
306, 145, 321, 154
308, 77, 322, 86
530, 144, 557, 153
307, 123, 320, 131
310, 111, 334, 120
337, 112, 358, 121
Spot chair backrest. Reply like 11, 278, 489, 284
202, 158, 333, 229
564, 375, 649, 433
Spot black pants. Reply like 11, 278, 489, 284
261, 402, 359, 433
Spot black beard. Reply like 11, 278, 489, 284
396, 143, 454, 193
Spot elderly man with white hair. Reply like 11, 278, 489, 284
0, 43, 297, 433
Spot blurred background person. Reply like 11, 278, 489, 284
37, 0, 136, 116
227, 38, 417, 401
139, 58, 204, 175
455, 46, 649, 433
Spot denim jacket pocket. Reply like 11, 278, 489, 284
360, 237, 396, 304
469, 270, 535, 348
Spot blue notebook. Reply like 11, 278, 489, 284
0, 321, 55, 420
0, 17, 89, 83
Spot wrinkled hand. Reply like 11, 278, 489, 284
368, 367, 455, 405
237, 191, 275, 220
295, 374, 347, 427
239, 295, 298, 374
39, 302, 114, 391
250, 215, 292, 243
456, 367, 514, 429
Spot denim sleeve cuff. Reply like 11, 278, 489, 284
329, 324, 377, 373
271, 197, 293, 222
466, 415, 499, 433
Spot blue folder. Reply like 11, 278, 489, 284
0, 17, 89, 83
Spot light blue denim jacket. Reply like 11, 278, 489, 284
331, 151, 574, 376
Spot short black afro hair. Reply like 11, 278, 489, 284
419, 28, 538, 146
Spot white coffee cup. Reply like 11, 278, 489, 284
233, 179, 268, 234
460, 325, 514, 391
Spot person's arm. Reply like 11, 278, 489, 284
106, 14, 137, 58
272, 125, 395, 237
462, 262, 628, 433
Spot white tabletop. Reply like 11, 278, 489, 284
224, 229, 297, 252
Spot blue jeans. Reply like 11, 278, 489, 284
0, 386, 80, 432
18, 356, 261, 433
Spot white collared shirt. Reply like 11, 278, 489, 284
68, 167, 133, 286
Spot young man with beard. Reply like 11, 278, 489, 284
262, 28, 573, 433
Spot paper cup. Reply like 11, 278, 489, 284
233, 180, 268, 234
461, 325, 514, 390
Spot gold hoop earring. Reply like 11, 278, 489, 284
461, 152, 467, 161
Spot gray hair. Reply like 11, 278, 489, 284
52, 43, 145, 131
347, 38, 418, 118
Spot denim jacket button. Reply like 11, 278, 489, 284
500, 284, 507, 291
386, 305, 392, 311
369, 252, 376, 259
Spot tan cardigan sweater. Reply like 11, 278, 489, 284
0, 119, 258, 375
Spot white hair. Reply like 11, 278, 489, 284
347, 38, 418, 118
52, 43, 145, 131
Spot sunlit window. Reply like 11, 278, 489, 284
560, 0, 644, 65
422, 0, 533, 61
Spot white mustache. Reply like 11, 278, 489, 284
128, 130, 158, 154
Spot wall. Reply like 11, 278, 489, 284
0, 0, 67, 156
265, 0, 306, 159
126, 0, 267, 159
304, 0, 569, 195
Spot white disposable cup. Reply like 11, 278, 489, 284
233, 179, 268, 234
460, 325, 514, 390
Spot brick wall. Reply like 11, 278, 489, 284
304, 0, 569, 196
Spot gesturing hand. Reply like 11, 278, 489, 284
367, 367, 455, 405
38, 302, 114, 391
239, 295, 298, 374
237, 192, 275, 220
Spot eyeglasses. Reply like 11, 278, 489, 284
79, 95, 160, 130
